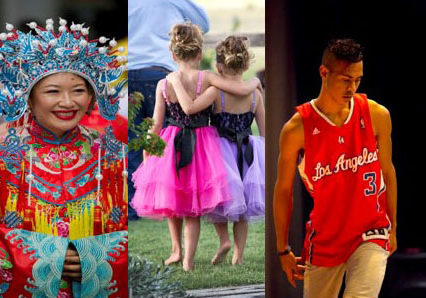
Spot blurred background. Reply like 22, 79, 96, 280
0, 0, 126, 40
266, 0, 426, 297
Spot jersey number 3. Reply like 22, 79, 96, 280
363, 172, 376, 196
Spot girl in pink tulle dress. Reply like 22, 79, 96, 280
131, 23, 258, 271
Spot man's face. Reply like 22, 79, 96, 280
321, 60, 363, 105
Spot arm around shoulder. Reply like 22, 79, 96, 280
205, 71, 260, 96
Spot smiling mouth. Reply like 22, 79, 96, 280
52, 110, 78, 120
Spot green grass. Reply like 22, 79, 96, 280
129, 218, 265, 290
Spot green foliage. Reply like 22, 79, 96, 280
129, 253, 191, 297
128, 92, 166, 156
200, 48, 215, 71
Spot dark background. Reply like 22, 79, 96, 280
266, 0, 426, 297
0, 0, 127, 42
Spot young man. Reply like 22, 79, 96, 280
273, 39, 397, 297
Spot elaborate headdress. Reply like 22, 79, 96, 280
0, 18, 127, 122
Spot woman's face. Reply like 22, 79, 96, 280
29, 73, 93, 137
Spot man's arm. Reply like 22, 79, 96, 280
369, 100, 398, 254
180, 0, 210, 33
273, 112, 305, 287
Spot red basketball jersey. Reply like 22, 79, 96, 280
296, 94, 390, 266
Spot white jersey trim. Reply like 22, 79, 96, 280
310, 97, 354, 126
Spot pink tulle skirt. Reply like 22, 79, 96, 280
131, 126, 230, 218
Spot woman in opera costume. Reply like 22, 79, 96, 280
0, 18, 128, 297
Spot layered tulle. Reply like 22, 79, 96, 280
131, 126, 231, 218
208, 135, 265, 222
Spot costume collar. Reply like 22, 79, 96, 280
29, 119, 80, 145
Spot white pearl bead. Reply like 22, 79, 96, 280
98, 47, 107, 54
95, 174, 103, 181
46, 18, 54, 25
26, 174, 34, 181
70, 24, 76, 31
0, 33, 7, 41
59, 18, 67, 26
81, 28, 89, 35
48, 39, 57, 46
15, 90, 23, 97
119, 91, 125, 98
99, 36, 108, 44
109, 38, 117, 47
27, 22, 37, 29
122, 170, 128, 177
80, 40, 88, 47
5, 23, 14, 31
118, 46, 125, 53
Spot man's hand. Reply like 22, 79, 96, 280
279, 252, 305, 287
62, 246, 82, 282
389, 230, 397, 255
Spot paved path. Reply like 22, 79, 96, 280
187, 284, 265, 298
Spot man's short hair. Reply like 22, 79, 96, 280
322, 39, 363, 68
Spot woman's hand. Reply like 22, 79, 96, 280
62, 246, 82, 282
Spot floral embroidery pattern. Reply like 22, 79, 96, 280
42, 146, 78, 169
56, 220, 70, 237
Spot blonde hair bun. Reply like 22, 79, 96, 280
216, 35, 252, 73
169, 22, 203, 61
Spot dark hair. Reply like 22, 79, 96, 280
169, 22, 203, 61
322, 39, 363, 68
216, 35, 252, 73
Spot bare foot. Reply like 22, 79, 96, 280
232, 254, 243, 265
183, 260, 194, 272
211, 241, 231, 265
164, 252, 182, 266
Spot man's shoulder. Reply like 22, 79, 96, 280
366, 98, 390, 118
282, 112, 304, 137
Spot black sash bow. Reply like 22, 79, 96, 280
216, 126, 253, 179
167, 116, 209, 177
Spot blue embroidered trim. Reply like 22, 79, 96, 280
71, 231, 127, 297
102, 126, 126, 162
2, 211, 23, 228
0, 128, 29, 164
7, 181, 97, 206
5, 229, 69, 298
110, 207, 123, 224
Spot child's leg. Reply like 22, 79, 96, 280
232, 220, 248, 265
183, 216, 200, 271
165, 217, 183, 265
211, 222, 232, 265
